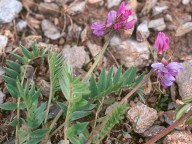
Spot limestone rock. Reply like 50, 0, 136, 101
148, 18, 166, 31
136, 21, 150, 42
110, 36, 150, 68
126, 102, 158, 133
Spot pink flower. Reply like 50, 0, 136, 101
151, 58, 183, 87
154, 32, 169, 54
91, 1, 136, 36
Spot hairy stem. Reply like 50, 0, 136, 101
49, 110, 63, 131
15, 65, 28, 144
82, 32, 113, 82
145, 109, 192, 144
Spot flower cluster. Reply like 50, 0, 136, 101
91, 2, 136, 36
152, 58, 183, 87
151, 32, 183, 87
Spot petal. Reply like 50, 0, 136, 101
91, 22, 106, 36
151, 63, 168, 72
124, 19, 136, 30
161, 74, 175, 87
167, 62, 183, 71
107, 10, 117, 26
117, 2, 126, 15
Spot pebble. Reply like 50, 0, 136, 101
48, 104, 60, 120
107, 0, 121, 9
0, 0, 22, 23
105, 102, 118, 115
152, 6, 168, 16
0, 91, 5, 104
68, 1, 86, 15
141, 0, 157, 15
86, 41, 101, 57
16, 20, 27, 32
142, 125, 165, 138
62, 45, 89, 68
36, 79, 50, 97
126, 102, 158, 133
176, 60, 192, 99
165, 14, 173, 22
176, 22, 192, 37
41, 19, 64, 40
0, 35, 8, 52
136, 21, 150, 42
58, 140, 69, 144
0, 67, 5, 84
110, 36, 150, 68
163, 131, 192, 144
163, 110, 175, 125
182, 0, 190, 5
148, 18, 166, 31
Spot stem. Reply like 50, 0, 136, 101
82, 32, 113, 82
15, 65, 28, 144
145, 109, 192, 144
44, 82, 53, 124
49, 110, 63, 131
86, 70, 153, 144
50, 123, 65, 138
15, 97, 21, 144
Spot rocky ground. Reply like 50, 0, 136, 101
0, 0, 192, 143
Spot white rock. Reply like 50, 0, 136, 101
107, 0, 121, 9
182, 0, 190, 5
176, 22, 192, 37
148, 18, 166, 31
136, 21, 150, 42
41, 19, 64, 40
110, 36, 150, 67
58, 140, 69, 144
126, 102, 158, 133
62, 45, 89, 68
0, 35, 8, 52
152, 6, 168, 16
0, 91, 5, 104
141, 0, 157, 15
0, 0, 22, 23
68, 1, 86, 15
16, 20, 27, 32
165, 14, 173, 22
176, 60, 192, 99
86, 41, 101, 57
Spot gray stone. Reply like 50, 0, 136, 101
165, 14, 173, 22
163, 110, 175, 125
86, 41, 101, 57
0, 35, 8, 52
48, 104, 60, 120
148, 18, 166, 31
143, 125, 165, 138
176, 60, 192, 99
126, 102, 158, 133
163, 131, 192, 144
141, 0, 157, 15
176, 22, 192, 37
0, 0, 22, 23
107, 0, 121, 9
182, 0, 190, 5
110, 36, 150, 67
0, 67, 5, 84
58, 140, 69, 144
105, 102, 118, 115
41, 19, 64, 40
136, 21, 150, 42
0, 91, 5, 104
16, 20, 27, 32
68, 1, 86, 15
62, 45, 89, 68
152, 6, 168, 16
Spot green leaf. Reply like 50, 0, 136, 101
67, 122, 89, 136
176, 104, 191, 120
9, 118, 18, 126
12, 53, 24, 63
21, 45, 32, 59
70, 111, 92, 121
28, 137, 44, 144
6, 83, 18, 97
3, 67, 19, 79
7, 60, 21, 73
30, 129, 49, 138
113, 66, 122, 84
57, 102, 67, 115
98, 69, 107, 92
3, 76, 16, 86
32, 42, 39, 57
0, 102, 17, 110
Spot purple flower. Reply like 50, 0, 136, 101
91, 1, 136, 36
151, 58, 183, 87
91, 22, 106, 36
154, 32, 169, 54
